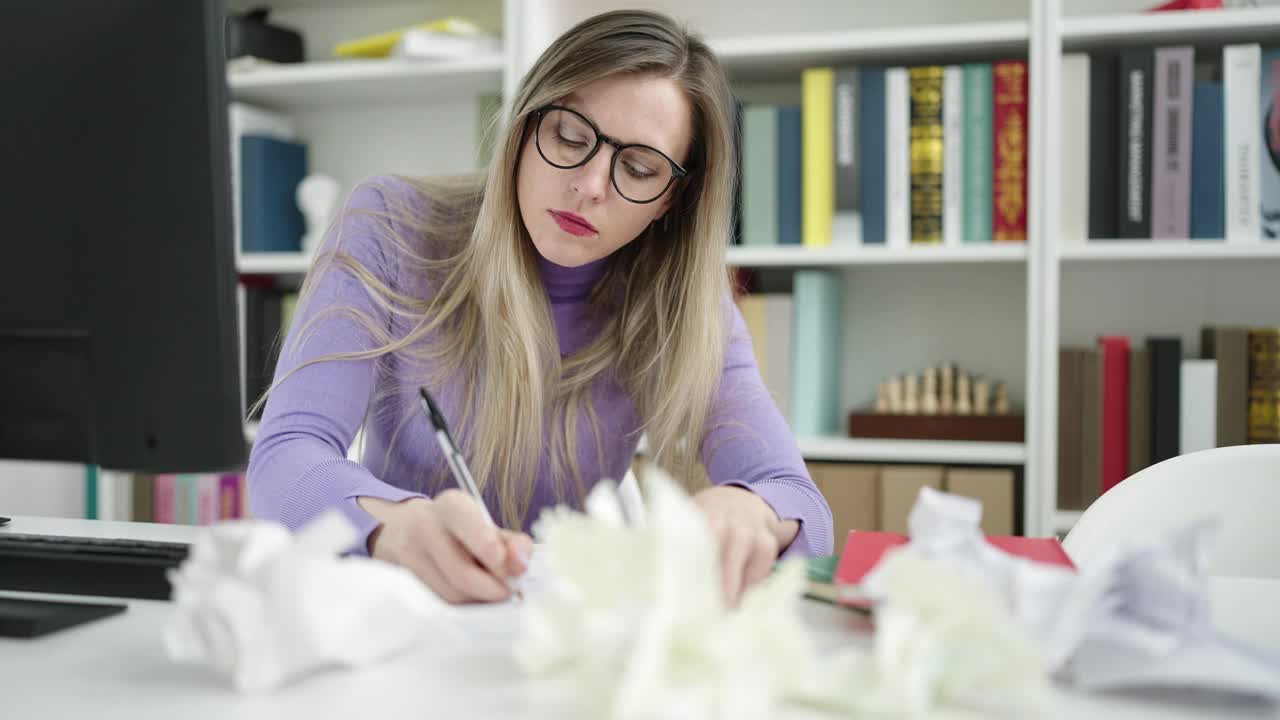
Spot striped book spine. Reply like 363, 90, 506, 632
909, 66, 945, 244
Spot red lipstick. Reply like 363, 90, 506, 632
549, 210, 598, 237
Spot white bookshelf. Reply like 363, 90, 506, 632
237, 252, 313, 275
1062, 6, 1280, 48
1053, 509, 1083, 533
797, 436, 1027, 465
713, 20, 1028, 78
727, 243, 1027, 267
1060, 241, 1280, 262
228, 55, 505, 110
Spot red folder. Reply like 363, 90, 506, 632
832, 530, 1075, 607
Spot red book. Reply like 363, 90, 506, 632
1098, 336, 1131, 494
992, 60, 1028, 242
833, 529, 1075, 607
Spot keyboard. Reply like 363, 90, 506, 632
0, 533, 189, 600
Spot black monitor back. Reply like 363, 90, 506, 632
0, 0, 245, 472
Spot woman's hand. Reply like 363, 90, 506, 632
358, 491, 532, 604
693, 485, 800, 607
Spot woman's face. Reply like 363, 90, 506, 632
516, 73, 693, 268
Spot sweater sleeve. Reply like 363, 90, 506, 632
699, 297, 835, 558
246, 177, 425, 556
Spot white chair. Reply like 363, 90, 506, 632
1062, 444, 1280, 577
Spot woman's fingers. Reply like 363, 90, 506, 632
435, 490, 508, 579
433, 530, 511, 603
744, 531, 778, 593
719, 524, 751, 607
500, 530, 534, 577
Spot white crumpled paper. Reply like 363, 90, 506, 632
862, 487, 1280, 703
163, 510, 455, 692
513, 466, 815, 720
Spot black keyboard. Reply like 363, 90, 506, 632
0, 533, 189, 600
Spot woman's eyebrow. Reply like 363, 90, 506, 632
562, 96, 670, 154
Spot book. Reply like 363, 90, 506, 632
832, 67, 862, 244
1080, 347, 1104, 506
1180, 359, 1218, 453
885, 67, 911, 248
1060, 55, 1090, 246
1088, 54, 1121, 239
1190, 81, 1226, 239
790, 271, 843, 435
764, 295, 794, 420
1224, 44, 1262, 242
1248, 328, 1280, 443
802, 68, 835, 248
228, 103, 296, 255
909, 66, 945, 244
963, 63, 994, 244
776, 106, 803, 246
742, 106, 778, 247
1201, 326, 1250, 447
1129, 347, 1153, 475
1261, 49, 1280, 240
1118, 50, 1154, 239
992, 60, 1028, 242
1098, 336, 1131, 494
833, 529, 1075, 606
942, 65, 965, 248
240, 135, 308, 254
1149, 336, 1184, 464
859, 68, 887, 245
1058, 348, 1084, 510
1150, 46, 1194, 239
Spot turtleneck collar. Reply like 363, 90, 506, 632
536, 251, 610, 302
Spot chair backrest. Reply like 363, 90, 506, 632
1062, 444, 1280, 577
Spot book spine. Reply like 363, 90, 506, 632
791, 271, 843, 435
1118, 50, 1154, 239
1150, 46, 1194, 239
963, 63, 993, 244
1190, 82, 1226, 239
1129, 347, 1152, 475
1060, 55, 1091, 246
1088, 55, 1120, 239
219, 473, 242, 519
833, 67, 861, 244
885, 68, 911, 248
84, 465, 98, 520
742, 106, 778, 246
1149, 337, 1183, 464
197, 475, 219, 525
1224, 44, 1262, 242
1079, 348, 1104, 505
992, 60, 1029, 242
942, 66, 964, 248
153, 474, 175, 524
764, 295, 794, 421
1248, 328, 1280, 443
909, 66, 945, 244
1180, 359, 1218, 453
802, 68, 835, 248
1202, 326, 1250, 447
1261, 49, 1280, 240
1098, 336, 1131, 494
1057, 349, 1083, 510
776, 106, 803, 245
859, 68, 887, 245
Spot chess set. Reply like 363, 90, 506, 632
848, 364, 1025, 443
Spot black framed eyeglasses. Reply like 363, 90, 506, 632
532, 105, 689, 205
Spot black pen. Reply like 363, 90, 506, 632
418, 387, 495, 526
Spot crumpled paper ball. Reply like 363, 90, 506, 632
163, 510, 455, 692
513, 467, 815, 720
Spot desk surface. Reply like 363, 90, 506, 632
2, 516, 1278, 720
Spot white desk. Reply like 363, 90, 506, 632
2, 516, 1278, 720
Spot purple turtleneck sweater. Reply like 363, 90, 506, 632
247, 176, 833, 558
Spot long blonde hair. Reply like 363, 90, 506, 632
265, 10, 738, 529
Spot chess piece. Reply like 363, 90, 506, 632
973, 377, 991, 415
940, 364, 955, 415
875, 381, 891, 413
994, 382, 1010, 415
955, 372, 972, 415
921, 366, 939, 415
297, 173, 342, 256
903, 373, 920, 415
887, 375, 904, 414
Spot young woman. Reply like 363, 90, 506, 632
248, 9, 833, 607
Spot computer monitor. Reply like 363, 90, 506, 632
0, 0, 246, 473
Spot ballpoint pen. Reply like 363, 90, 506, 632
418, 386, 494, 526
418, 386, 524, 598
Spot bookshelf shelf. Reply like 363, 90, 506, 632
1060, 241, 1280, 262
726, 244, 1027, 267
796, 436, 1026, 465
712, 20, 1028, 79
237, 252, 313, 275
227, 55, 505, 110
1062, 7, 1280, 50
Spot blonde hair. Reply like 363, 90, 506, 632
261, 10, 738, 529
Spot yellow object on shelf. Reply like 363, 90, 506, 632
334, 17, 486, 58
